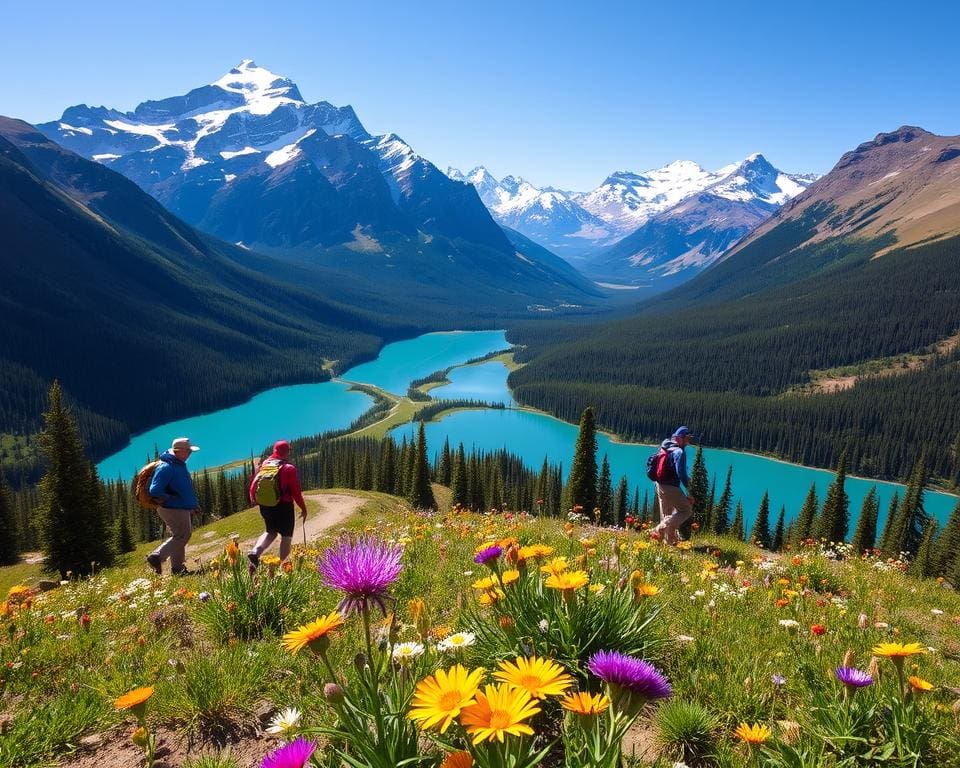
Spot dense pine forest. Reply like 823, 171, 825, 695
509, 229, 960, 485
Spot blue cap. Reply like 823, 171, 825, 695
672, 426, 694, 440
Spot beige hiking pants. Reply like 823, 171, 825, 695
151, 507, 193, 573
654, 483, 692, 544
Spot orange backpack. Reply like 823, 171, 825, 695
134, 460, 163, 509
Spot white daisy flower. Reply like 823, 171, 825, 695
265, 707, 301, 735
778, 619, 800, 629
392, 641, 425, 664
438, 632, 476, 652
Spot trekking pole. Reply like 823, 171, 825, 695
302, 513, 308, 548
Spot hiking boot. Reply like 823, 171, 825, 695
173, 566, 194, 577
145, 553, 162, 575
247, 551, 260, 572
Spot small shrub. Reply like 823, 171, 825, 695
183, 752, 240, 768
655, 698, 720, 766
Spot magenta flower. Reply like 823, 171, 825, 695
588, 650, 672, 703
317, 536, 403, 615
835, 666, 873, 689
262, 737, 315, 768
474, 545, 503, 566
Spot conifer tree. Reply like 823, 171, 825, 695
731, 500, 745, 541
114, 504, 136, 553
750, 491, 772, 549
408, 422, 436, 510
377, 438, 395, 494
615, 476, 629, 527
640, 491, 650, 523
850, 487, 879, 554
909, 519, 937, 578
566, 407, 598, 514
771, 506, 785, 552
886, 456, 929, 557
878, 492, 900, 554
199, 472, 215, 525
632, 488, 640, 517
688, 447, 710, 532
814, 450, 849, 543
705, 477, 717, 531
597, 454, 613, 525
37, 381, 114, 578
792, 484, 819, 545
438, 438, 452, 486
934, 501, 960, 577
0, 467, 19, 565
712, 467, 733, 534
451, 445, 468, 507
535, 458, 550, 514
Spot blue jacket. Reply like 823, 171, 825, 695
149, 451, 199, 509
659, 439, 690, 490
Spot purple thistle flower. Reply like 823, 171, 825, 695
474, 544, 503, 566
317, 536, 403, 615
262, 737, 316, 768
771, 674, 787, 687
588, 650, 672, 701
835, 666, 873, 689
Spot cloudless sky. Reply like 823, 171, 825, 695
2, 0, 958, 190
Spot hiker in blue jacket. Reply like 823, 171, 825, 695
146, 437, 201, 575
652, 426, 696, 545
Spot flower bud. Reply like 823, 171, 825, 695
131, 726, 149, 747
324, 682, 345, 704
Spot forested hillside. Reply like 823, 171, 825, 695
0, 118, 395, 481
509, 230, 960, 484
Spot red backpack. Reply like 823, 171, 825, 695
645, 448, 677, 483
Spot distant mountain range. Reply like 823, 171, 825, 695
448, 157, 815, 290
509, 125, 960, 481
38, 60, 599, 310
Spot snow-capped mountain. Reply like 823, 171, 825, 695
38, 61, 601, 309
449, 157, 814, 271
575, 160, 722, 236
447, 166, 614, 258
588, 154, 816, 289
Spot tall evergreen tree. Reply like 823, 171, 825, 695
934, 501, 960, 577
566, 407, 598, 514
535, 458, 550, 514
771, 506, 786, 552
886, 456, 929, 557
850, 487, 879, 554
814, 450, 849, 543
878, 492, 900, 554
113, 504, 136, 553
377, 438, 396, 494
712, 468, 733, 534
438, 438, 452, 486
597, 454, 613, 525
792, 484, 819, 545
615, 476, 629, 527
731, 500, 746, 542
688, 447, 710, 531
750, 491, 772, 549
908, 519, 938, 578
37, 382, 114, 578
632, 488, 640, 517
0, 467, 19, 564
408, 422, 436, 509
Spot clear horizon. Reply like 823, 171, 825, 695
2, 0, 958, 190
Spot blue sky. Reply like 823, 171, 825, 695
2, 0, 957, 190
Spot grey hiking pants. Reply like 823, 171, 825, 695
151, 507, 193, 573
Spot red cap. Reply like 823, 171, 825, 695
273, 440, 291, 457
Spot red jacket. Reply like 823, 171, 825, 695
249, 453, 306, 510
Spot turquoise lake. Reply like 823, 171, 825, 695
100, 330, 957, 533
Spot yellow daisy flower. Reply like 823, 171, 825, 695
459, 683, 541, 744
408, 664, 485, 733
735, 722, 771, 745
281, 612, 345, 655
494, 656, 573, 698
908, 676, 934, 693
560, 691, 610, 715
540, 557, 569, 577
544, 570, 589, 592
871, 642, 927, 659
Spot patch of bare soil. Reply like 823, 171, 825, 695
185, 492, 367, 562
63, 722, 277, 768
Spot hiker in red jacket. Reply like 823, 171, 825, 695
247, 440, 307, 568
